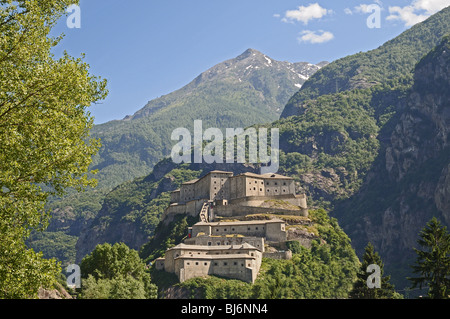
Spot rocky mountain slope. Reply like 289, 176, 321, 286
335, 35, 450, 288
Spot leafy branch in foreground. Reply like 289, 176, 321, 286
0, 0, 107, 298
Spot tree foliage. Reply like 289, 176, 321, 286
0, 0, 107, 298
80, 242, 157, 299
409, 218, 450, 299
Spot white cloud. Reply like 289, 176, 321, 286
344, 3, 384, 15
283, 3, 331, 25
374, 0, 384, 6
273, 13, 281, 18
387, 0, 450, 27
344, 8, 353, 15
354, 4, 372, 13
414, 0, 450, 13
298, 30, 334, 44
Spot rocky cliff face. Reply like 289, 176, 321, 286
337, 36, 450, 286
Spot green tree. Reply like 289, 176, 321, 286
0, 0, 107, 298
350, 242, 402, 299
409, 217, 450, 299
80, 243, 157, 299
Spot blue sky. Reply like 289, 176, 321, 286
50, 0, 450, 124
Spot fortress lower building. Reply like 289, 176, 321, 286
155, 170, 308, 283
155, 243, 262, 283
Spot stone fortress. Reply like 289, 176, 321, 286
155, 170, 309, 283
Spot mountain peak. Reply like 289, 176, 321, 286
236, 48, 264, 60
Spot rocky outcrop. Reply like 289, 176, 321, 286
38, 284, 73, 299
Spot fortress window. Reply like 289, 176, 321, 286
208, 242, 212, 246
260, 188, 262, 192
253, 187, 256, 190
255, 227, 258, 230
283, 189, 286, 192
214, 262, 218, 266
247, 227, 251, 231
224, 228, 227, 231
195, 262, 199, 265
224, 262, 228, 266
234, 262, 237, 266
187, 262, 190, 265
231, 228, 235, 231
251, 253, 254, 256
204, 262, 207, 266
283, 182, 286, 186
241, 263, 244, 267
275, 182, 278, 185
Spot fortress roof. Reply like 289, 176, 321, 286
170, 242, 258, 250
194, 219, 284, 227
174, 254, 256, 260
182, 179, 199, 185
207, 170, 234, 174
235, 172, 293, 180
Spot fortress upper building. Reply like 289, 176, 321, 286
164, 170, 308, 222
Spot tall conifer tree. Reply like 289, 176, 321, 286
350, 242, 401, 299
409, 217, 450, 299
